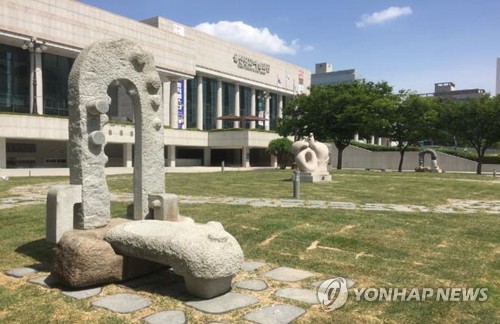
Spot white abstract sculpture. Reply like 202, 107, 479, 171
291, 133, 331, 182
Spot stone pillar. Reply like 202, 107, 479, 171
162, 82, 170, 127
234, 84, 240, 128
203, 147, 211, 166
370, 136, 375, 145
167, 145, 176, 167
354, 133, 359, 142
278, 94, 283, 119
123, 143, 133, 167
197, 75, 203, 130
377, 137, 382, 146
0, 137, 6, 169
242, 146, 250, 168
216, 80, 223, 129
264, 95, 270, 131
170, 81, 178, 128
250, 88, 256, 129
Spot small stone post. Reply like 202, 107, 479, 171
293, 170, 300, 199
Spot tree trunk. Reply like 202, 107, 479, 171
475, 146, 484, 175
476, 160, 482, 175
337, 148, 344, 170
398, 149, 405, 172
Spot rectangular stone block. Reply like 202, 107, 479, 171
300, 172, 332, 183
148, 193, 179, 221
46, 185, 82, 243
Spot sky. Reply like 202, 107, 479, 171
79, 0, 500, 94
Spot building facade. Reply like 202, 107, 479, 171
0, 0, 310, 169
311, 62, 358, 86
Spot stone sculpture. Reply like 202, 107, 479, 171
291, 133, 331, 182
68, 38, 165, 228
47, 39, 243, 299
105, 220, 243, 298
415, 149, 443, 173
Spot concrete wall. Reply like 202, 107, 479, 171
330, 144, 500, 173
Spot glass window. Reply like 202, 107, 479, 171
186, 78, 197, 128
0, 44, 30, 113
203, 77, 217, 130
42, 53, 74, 116
269, 93, 278, 130
239, 86, 251, 128
222, 82, 234, 129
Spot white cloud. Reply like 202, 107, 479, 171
356, 6, 413, 28
194, 21, 301, 55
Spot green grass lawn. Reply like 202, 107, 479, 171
0, 170, 498, 323
107, 169, 499, 207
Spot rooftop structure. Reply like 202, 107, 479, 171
421, 82, 486, 99
311, 62, 359, 86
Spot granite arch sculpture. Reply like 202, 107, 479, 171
416, 148, 442, 173
68, 39, 164, 228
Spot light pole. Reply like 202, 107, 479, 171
22, 37, 47, 114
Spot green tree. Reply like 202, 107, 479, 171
439, 95, 500, 174
267, 137, 293, 169
383, 93, 439, 172
278, 80, 394, 169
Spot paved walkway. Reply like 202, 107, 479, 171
0, 166, 266, 177
5, 261, 335, 323
1, 181, 499, 214
174, 195, 500, 214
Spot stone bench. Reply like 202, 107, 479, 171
105, 219, 244, 298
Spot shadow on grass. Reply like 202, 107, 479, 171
15, 239, 56, 271
117, 267, 201, 302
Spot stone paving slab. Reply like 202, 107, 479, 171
241, 261, 267, 272
61, 287, 102, 300
185, 292, 258, 314
3, 183, 500, 213
236, 279, 268, 291
243, 304, 306, 324
274, 287, 319, 304
262, 267, 314, 282
5, 266, 39, 278
250, 201, 276, 207
143, 310, 186, 324
329, 202, 357, 209
29, 274, 58, 288
92, 293, 152, 313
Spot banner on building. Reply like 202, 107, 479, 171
177, 80, 184, 129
